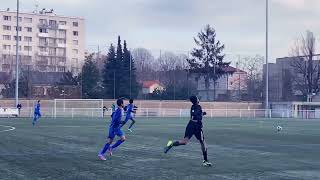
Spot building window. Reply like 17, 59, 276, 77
72, 49, 78, 54
3, 16, 11, 21
3, 35, 11, 40
58, 39, 66, 44
15, 26, 22, 31
39, 19, 47, 25
25, 27, 32, 32
14, 16, 22, 22
3, 25, 11, 31
40, 47, 47, 52
59, 21, 67, 25
13, 45, 22, 51
24, 46, 32, 51
72, 40, 78, 45
58, 66, 65, 72
3, 45, 11, 50
39, 28, 48, 33
73, 22, 79, 27
24, 17, 32, 23
73, 31, 78, 36
14, 36, 22, 41
49, 20, 57, 26
24, 36, 32, 42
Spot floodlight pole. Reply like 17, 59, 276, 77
265, 0, 269, 117
15, 0, 20, 106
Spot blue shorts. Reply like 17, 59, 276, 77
108, 127, 124, 139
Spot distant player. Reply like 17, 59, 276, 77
121, 99, 137, 132
164, 96, 212, 167
98, 99, 126, 161
32, 100, 41, 126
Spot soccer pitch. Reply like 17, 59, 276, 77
1, 117, 320, 180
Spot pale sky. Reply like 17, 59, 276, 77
2, 0, 320, 62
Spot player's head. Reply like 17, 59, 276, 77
129, 99, 133, 104
116, 98, 124, 108
190, 96, 199, 105
38, 100, 41, 103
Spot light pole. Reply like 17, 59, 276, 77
265, 0, 269, 117
15, 0, 20, 106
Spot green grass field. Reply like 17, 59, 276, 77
1, 117, 320, 180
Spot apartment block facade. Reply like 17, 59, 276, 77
0, 10, 85, 74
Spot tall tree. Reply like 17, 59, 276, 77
58, 71, 80, 86
187, 25, 230, 101
290, 31, 320, 101
121, 40, 140, 98
132, 48, 156, 81
102, 44, 118, 99
81, 54, 100, 98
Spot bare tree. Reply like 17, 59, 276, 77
132, 48, 156, 81
240, 55, 264, 101
290, 31, 320, 100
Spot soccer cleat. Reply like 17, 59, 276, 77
108, 147, 113, 156
32, 121, 35, 126
202, 160, 212, 167
128, 128, 133, 133
98, 154, 107, 161
164, 140, 173, 154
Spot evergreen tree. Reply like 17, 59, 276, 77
121, 40, 140, 98
187, 24, 230, 101
102, 44, 118, 98
81, 54, 100, 98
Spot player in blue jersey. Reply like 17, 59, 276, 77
98, 98, 126, 161
164, 96, 212, 167
32, 100, 41, 126
121, 99, 137, 132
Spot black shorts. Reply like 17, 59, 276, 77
184, 121, 204, 141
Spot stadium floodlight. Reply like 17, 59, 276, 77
265, 0, 269, 117
15, 0, 20, 107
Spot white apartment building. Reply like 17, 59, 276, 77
0, 9, 85, 74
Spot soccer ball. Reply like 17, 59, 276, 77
276, 126, 282, 132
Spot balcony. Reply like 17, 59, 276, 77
57, 43, 67, 48
38, 23, 59, 29
58, 25, 68, 30
38, 33, 49, 37
37, 51, 49, 56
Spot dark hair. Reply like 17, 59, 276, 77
38, 100, 41, 103
129, 99, 134, 104
117, 99, 124, 106
189, 96, 198, 105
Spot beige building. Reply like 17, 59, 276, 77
0, 9, 85, 74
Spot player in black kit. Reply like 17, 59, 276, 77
164, 96, 212, 167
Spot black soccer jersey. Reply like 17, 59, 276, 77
190, 104, 203, 122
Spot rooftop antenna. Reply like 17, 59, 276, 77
33, 0, 39, 13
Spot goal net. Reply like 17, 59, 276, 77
54, 99, 104, 118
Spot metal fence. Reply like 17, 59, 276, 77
6, 107, 320, 119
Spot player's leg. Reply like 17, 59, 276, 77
109, 130, 125, 155
120, 117, 129, 128
128, 118, 135, 132
164, 123, 193, 153
195, 129, 212, 167
99, 128, 115, 160
32, 113, 38, 125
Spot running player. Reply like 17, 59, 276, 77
32, 100, 41, 126
98, 99, 126, 161
164, 96, 212, 167
121, 99, 136, 132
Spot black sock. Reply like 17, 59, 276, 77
173, 141, 181, 146
203, 150, 208, 161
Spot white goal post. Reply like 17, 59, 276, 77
54, 99, 104, 118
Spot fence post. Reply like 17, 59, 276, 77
240, 110, 242, 118
179, 109, 182, 117
72, 108, 74, 119
269, 109, 272, 118
253, 109, 256, 118
225, 109, 227, 117
147, 108, 149, 118
210, 109, 213, 118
